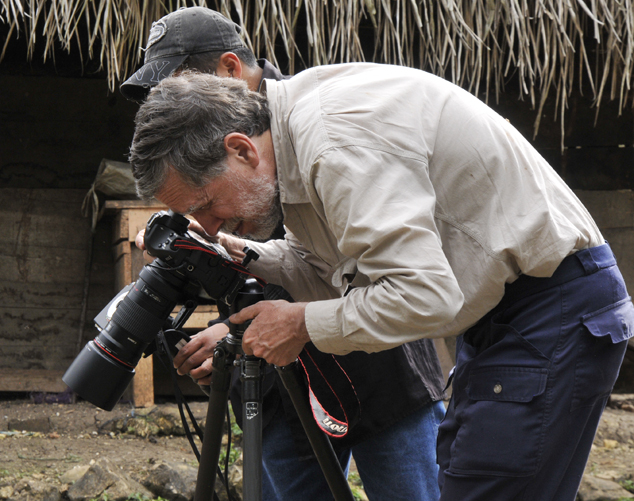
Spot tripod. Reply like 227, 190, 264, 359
192, 279, 355, 501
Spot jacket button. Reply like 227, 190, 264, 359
493, 383, 502, 394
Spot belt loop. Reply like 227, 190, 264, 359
574, 247, 600, 275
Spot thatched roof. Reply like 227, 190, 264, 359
1, 0, 632, 145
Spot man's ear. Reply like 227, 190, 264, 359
217, 52, 243, 79
224, 133, 258, 168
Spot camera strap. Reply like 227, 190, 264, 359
297, 344, 361, 438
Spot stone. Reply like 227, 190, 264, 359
7, 479, 60, 501
577, 476, 634, 501
66, 458, 152, 501
59, 465, 91, 484
594, 408, 634, 445
142, 461, 197, 501
227, 462, 243, 500
0, 486, 14, 499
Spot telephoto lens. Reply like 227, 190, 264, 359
63, 264, 188, 410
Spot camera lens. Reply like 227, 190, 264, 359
63, 263, 188, 410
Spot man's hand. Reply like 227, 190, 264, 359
230, 301, 310, 367
134, 229, 154, 263
173, 323, 230, 385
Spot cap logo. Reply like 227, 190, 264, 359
146, 20, 167, 50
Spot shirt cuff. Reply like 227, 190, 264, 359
305, 299, 354, 355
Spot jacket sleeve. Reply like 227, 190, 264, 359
244, 231, 345, 301
302, 146, 464, 355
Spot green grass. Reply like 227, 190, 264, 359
620, 479, 634, 493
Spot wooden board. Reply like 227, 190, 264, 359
0, 369, 68, 393
105, 200, 166, 210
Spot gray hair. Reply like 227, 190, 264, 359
129, 71, 270, 199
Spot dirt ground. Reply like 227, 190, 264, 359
0, 398, 206, 489
1, 395, 633, 499
0, 395, 368, 499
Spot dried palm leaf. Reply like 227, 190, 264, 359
1, 0, 632, 148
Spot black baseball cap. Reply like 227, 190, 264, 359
120, 7, 244, 102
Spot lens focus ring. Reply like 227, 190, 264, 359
111, 298, 168, 343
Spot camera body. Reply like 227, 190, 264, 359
143, 211, 246, 305
63, 210, 251, 410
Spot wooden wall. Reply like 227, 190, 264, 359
0, 189, 115, 392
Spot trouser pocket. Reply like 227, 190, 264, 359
572, 297, 634, 411
448, 363, 548, 476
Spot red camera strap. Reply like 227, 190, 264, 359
297, 344, 361, 438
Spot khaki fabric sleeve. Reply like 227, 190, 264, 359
304, 146, 464, 354
245, 231, 345, 302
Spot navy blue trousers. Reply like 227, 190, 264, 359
437, 244, 634, 501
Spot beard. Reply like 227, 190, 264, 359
219, 172, 283, 241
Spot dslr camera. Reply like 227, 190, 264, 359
63, 210, 257, 410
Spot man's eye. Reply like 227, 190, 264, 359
193, 202, 210, 213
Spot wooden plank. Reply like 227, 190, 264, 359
0, 189, 88, 210
113, 241, 132, 291
0, 369, 67, 393
0, 253, 89, 284
173, 304, 220, 330
131, 245, 148, 280
0, 281, 112, 310
128, 208, 165, 242
0, 188, 116, 389
131, 355, 154, 408
0, 190, 91, 251
112, 210, 129, 244
105, 200, 166, 210
0, 306, 85, 341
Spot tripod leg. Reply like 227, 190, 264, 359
194, 344, 234, 501
276, 364, 355, 501
240, 356, 266, 501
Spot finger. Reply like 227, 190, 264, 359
189, 358, 213, 380
135, 229, 146, 250
241, 339, 254, 357
176, 352, 209, 376
229, 302, 267, 324
173, 337, 204, 367
142, 250, 155, 264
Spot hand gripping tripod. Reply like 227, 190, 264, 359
193, 279, 355, 501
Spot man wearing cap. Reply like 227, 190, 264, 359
122, 7, 447, 501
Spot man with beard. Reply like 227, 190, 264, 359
122, 7, 446, 500
128, 67, 634, 501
